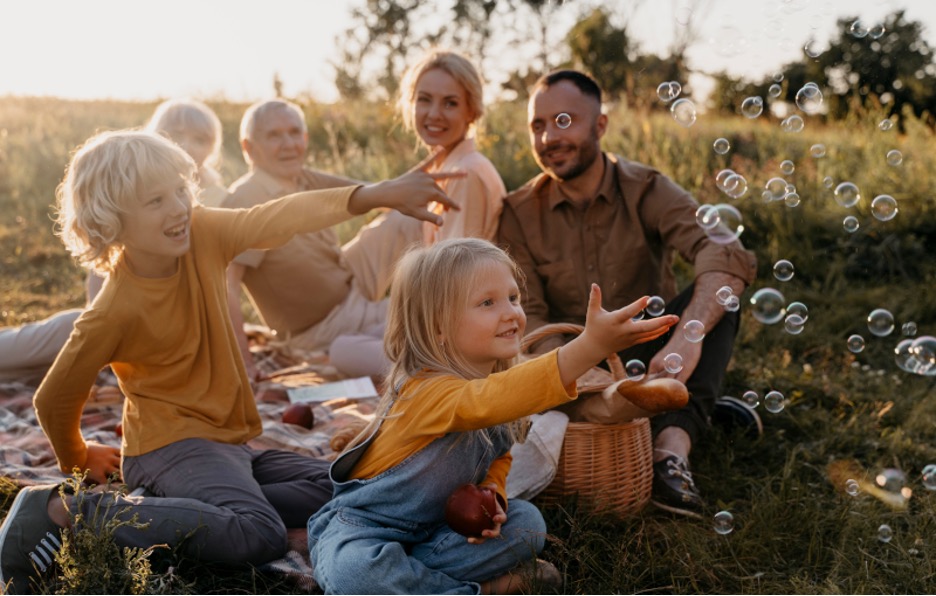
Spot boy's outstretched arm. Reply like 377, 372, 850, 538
347, 169, 463, 225
557, 284, 678, 388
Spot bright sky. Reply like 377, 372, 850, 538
1, 0, 933, 103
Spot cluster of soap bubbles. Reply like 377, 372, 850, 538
656, 80, 697, 127
850, 19, 886, 40
715, 285, 740, 313
895, 335, 936, 376
740, 389, 785, 413
656, 81, 682, 103
760, 175, 802, 207
715, 168, 749, 199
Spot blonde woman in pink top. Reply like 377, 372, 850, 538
330, 49, 507, 379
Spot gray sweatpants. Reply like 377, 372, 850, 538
70, 438, 331, 565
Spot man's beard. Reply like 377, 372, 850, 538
536, 137, 601, 182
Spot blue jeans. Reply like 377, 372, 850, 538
309, 426, 546, 594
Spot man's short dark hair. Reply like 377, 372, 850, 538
532, 70, 602, 106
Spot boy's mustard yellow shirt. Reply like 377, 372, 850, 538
34, 186, 358, 473
350, 353, 577, 505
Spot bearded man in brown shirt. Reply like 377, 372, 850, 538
498, 70, 759, 518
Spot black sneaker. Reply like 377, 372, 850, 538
651, 453, 704, 519
0, 485, 64, 594
712, 395, 763, 439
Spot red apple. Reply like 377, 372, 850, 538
257, 387, 290, 403
444, 484, 498, 538
282, 403, 315, 429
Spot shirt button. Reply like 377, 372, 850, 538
587, 264, 594, 271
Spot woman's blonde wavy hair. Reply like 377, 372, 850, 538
345, 238, 529, 452
54, 130, 197, 274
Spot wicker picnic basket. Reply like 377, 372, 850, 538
521, 323, 654, 517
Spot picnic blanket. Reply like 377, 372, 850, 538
0, 331, 377, 590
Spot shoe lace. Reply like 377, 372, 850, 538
27, 531, 62, 573
664, 457, 698, 489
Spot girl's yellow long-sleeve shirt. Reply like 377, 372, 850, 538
350, 353, 577, 504
34, 186, 357, 473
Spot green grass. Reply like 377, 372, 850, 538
1, 95, 935, 593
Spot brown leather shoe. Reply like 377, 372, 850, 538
615, 377, 689, 414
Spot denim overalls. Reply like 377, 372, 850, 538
308, 416, 546, 594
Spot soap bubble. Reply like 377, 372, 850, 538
878, 524, 893, 543
823, 176, 834, 189
646, 296, 666, 317
696, 204, 720, 229
871, 195, 898, 221
713, 137, 730, 154
683, 320, 706, 343
663, 353, 684, 374
555, 113, 572, 129
876, 468, 911, 501
843, 216, 860, 233
764, 390, 785, 413
922, 464, 936, 490
795, 83, 823, 114
834, 182, 861, 208
786, 191, 801, 208
784, 314, 806, 335
724, 295, 740, 312
768, 83, 782, 98
765, 177, 788, 201
803, 40, 823, 59
845, 479, 860, 496
786, 301, 809, 322
847, 334, 866, 353
657, 81, 682, 103
879, 118, 894, 131
742, 390, 760, 408
869, 23, 886, 39
781, 114, 805, 132
849, 19, 868, 38
810, 143, 827, 158
894, 339, 918, 372
780, 160, 795, 175
750, 288, 786, 324
713, 511, 734, 535
741, 96, 764, 118
867, 309, 895, 337
773, 259, 794, 281
909, 336, 936, 375
703, 204, 744, 244
902, 322, 917, 336
886, 149, 903, 166
715, 285, 734, 305
671, 98, 697, 127
625, 359, 646, 381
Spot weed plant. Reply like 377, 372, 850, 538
1, 96, 934, 593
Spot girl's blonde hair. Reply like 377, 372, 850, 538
397, 49, 484, 144
146, 98, 223, 171
54, 130, 197, 274
346, 238, 528, 451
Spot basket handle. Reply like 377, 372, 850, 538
521, 322, 625, 381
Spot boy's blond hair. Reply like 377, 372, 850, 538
146, 98, 223, 171
398, 49, 484, 144
346, 238, 528, 452
55, 130, 197, 274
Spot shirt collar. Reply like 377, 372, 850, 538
250, 167, 300, 197
545, 153, 616, 210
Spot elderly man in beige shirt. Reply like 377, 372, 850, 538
222, 100, 424, 381
498, 70, 759, 518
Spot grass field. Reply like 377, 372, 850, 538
1, 94, 935, 594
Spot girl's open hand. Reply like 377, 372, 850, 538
558, 285, 679, 387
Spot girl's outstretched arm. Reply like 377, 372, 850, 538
556, 284, 678, 387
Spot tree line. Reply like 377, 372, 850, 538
329, 1, 935, 127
